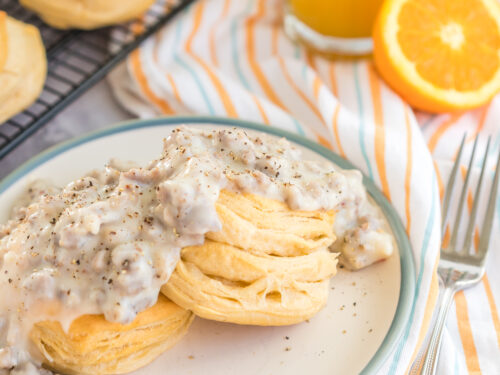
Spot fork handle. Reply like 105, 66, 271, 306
420, 286, 457, 375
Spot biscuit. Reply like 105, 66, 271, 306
207, 190, 336, 256
20, 0, 156, 29
162, 241, 337, 325
0, 12, 46, 124
30, 295, 194, 375
162, 191, 338, 326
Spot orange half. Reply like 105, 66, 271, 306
373, 0, 500, 112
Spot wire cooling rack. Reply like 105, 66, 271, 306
0, 0, 194, 159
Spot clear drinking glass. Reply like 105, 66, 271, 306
284, 0, 384, 56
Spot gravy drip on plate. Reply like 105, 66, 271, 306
0, 126, 392, 374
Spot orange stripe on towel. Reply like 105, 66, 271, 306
466, 105, 489, 144
252, 96, 270, 124
312, 76, 322, 101
331, 105, 345, 158
367, 64, 391, 201
442, 225, 450, 249
271, 0, 283, 55
166, 74, 182, 104
483, 275, 500, 348
246, 0, 286, 110
209, 0, 231, 66
433, 160, 445, 200
278, 57, 326, 126
455, 291, 482, 374
130, 50, 174, 114
186, 1, 238, 117
305, 50, 316, 70
329, 64, 345, 157
329, 62, 338, 96
272, 24, 280, 55
404, 105, 413, 234
427, 114, 462, 153
316, 134, 333, 149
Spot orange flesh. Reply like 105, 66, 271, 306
397, 0, 500, 91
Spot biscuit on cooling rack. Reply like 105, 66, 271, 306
0, 12, 46, 124
19, 0, 156, 29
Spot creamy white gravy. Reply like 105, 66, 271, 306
0, 126, 393, 374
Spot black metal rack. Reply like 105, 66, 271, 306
0, 0, 194, 159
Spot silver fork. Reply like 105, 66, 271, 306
418, 134, 500, 375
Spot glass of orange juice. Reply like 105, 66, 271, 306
284, 0, 384, 56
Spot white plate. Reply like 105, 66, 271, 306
0, 117, 415, 375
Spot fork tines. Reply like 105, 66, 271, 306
441, 134, 500, 262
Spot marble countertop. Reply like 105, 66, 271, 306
0, 78, 132, 180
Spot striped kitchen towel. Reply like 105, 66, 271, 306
108, 0, 500, 373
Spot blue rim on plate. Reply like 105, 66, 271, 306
0, 116, 415, 374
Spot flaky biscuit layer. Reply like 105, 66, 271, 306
30, 295, 193, 375
163, 191, 338, 326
